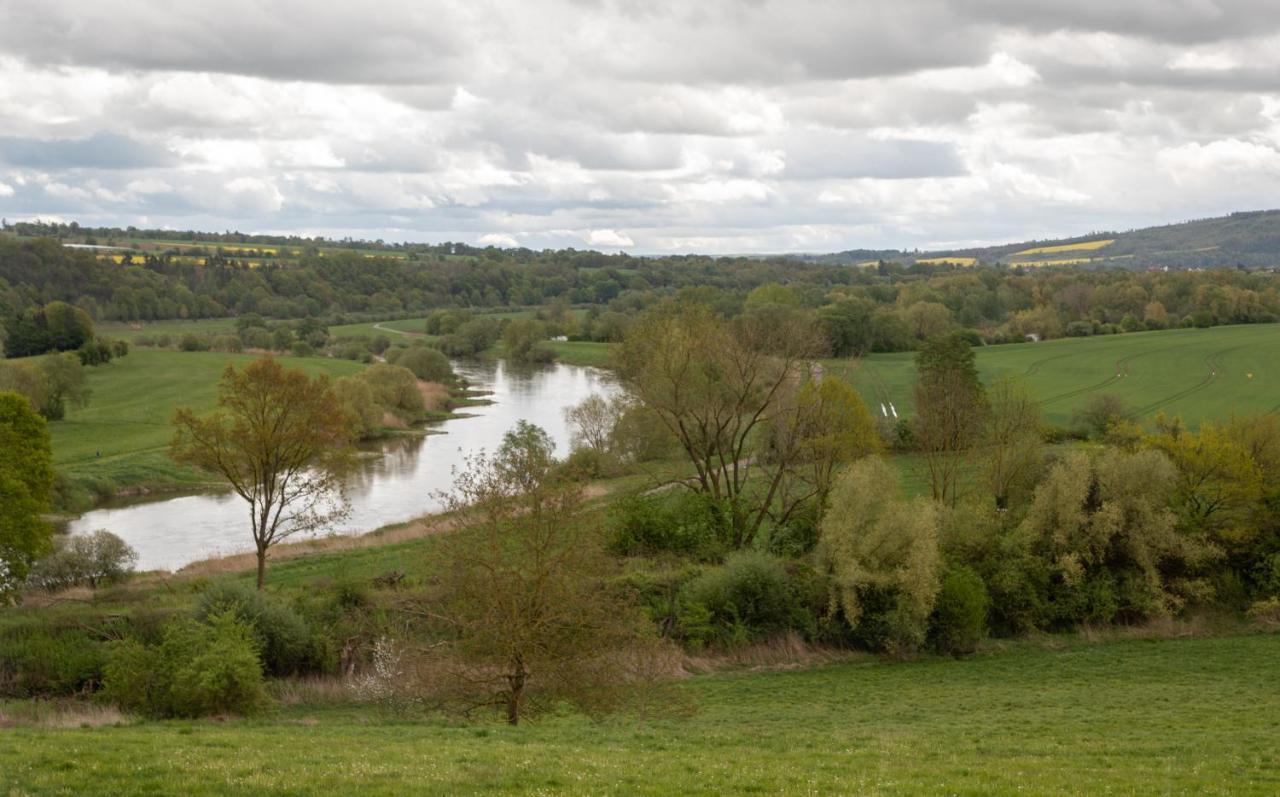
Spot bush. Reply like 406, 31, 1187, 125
677, 551, 810, 649
396, 346, 455, 382
27, 530, 138, 590
195, 582, 319, 677
929, 567, 990, 656
178, 333, 209, 352
0, 623, 105, 697
607, 492, 721, 557
102, 611, 266, 718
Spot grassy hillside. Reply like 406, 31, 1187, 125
52, 350, 364, 490
2, 633, 1276, 795
829, 323, 1280, 428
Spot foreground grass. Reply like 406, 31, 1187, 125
2, 633, 1276, 795
831, 323, 1280, 428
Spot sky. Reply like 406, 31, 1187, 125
1, 0, 1278, 254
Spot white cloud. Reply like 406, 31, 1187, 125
0, 180, 12, 197
478, 232, 519, 247
584, 228, 634, 247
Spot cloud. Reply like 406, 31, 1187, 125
0, 1, 1277, 252
585, 229, 635, 247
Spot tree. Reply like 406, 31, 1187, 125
0, 391, 55, 603
1074, 393, 1133, 439
171, 358, 354, 589
564, 393, 624, 460
981, 376, 1044, 510
816, 457, 941, 652
914, 334, 987, 506
617, 303, 826, 547
1148, 415, 1264, 551
502, 318, 555, 363
428, 421, 663, 725
36, 353, 91, 420
1017, 449, 1219, 621
396, 346, 455, 382
27, 529, 137, 590
770, 375, 880, 523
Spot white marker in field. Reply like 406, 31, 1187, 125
890, 403, 898, 418
880, 403, 888, 417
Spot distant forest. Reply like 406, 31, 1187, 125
3, 220, 1280, 356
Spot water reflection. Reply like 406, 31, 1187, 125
69, 360, 619, 571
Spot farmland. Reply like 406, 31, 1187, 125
2, 631, 1276, 795
831, 323, 1280, 428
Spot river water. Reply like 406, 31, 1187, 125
68, 360, 620, 572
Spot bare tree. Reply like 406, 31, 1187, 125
981, 376, 1044, 510
616, 303, 825, 547
428, 422, 666, 725
913, 334, 987, 506
171, 358, 354, 588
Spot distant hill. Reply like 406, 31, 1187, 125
814, 210, 1280, 269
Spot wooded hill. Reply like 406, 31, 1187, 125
815, 209, 1280, 269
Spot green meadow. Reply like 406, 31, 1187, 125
2, 633, 1276, 795
830, 323, 1280, 427
52, 350, 363, 490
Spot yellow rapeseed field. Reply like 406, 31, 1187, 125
1013, 239, 1115, 257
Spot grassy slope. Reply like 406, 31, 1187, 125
52, 350, 363, 486
1, 634, 1276, 795
830, 323, 1280, 428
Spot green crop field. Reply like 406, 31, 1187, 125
51, 350, 363, 488
95, 318, 238, 342
2, 633, 1276, 795
830, 323, 1280, 427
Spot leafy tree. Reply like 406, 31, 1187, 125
428, 421, 663, 724
1017, 449, 1219, 622
914, 334, 986, 506
358, 364, 425, 421
27, 530, 137, 590
395, 346, 455, 382
36, 353, 91, 420
1074, 393, 1134, 439
171, 358, 355, 589
816, 457, 941, 652
0, 392, 54, 603
1148, 415, 1264, 551
502, 318, 555, 363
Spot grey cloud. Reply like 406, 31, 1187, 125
960, 0, 1280, 44
0, 133, 174, 169
783, 137, 967, 180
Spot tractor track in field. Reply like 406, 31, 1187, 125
1041, 345, 1179, 406
1022, 350, 1076, 377
1131, 346, 1242, 418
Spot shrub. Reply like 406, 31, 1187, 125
677, 551, 809, 649
102, 611, 266, 718
929, 566, 990, 656
178, 333, 209, 352
195, 582, 319, 677
209, 334, 244, 353
27, 530, 137, 590
0, 623, 106, 697
607, 492, 721, 557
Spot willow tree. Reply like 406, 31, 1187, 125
171, 358, 354, 588
616, 303, 826, 548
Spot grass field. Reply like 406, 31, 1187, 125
1, 633, 1275, 795
95, 318, 238, 342
52, 350, 364, 488
831, 323, 1280, 428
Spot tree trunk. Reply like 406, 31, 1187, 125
506, 662, 526, 725
256, 547, 267, 590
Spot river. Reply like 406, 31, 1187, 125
68, 360, 620, 572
